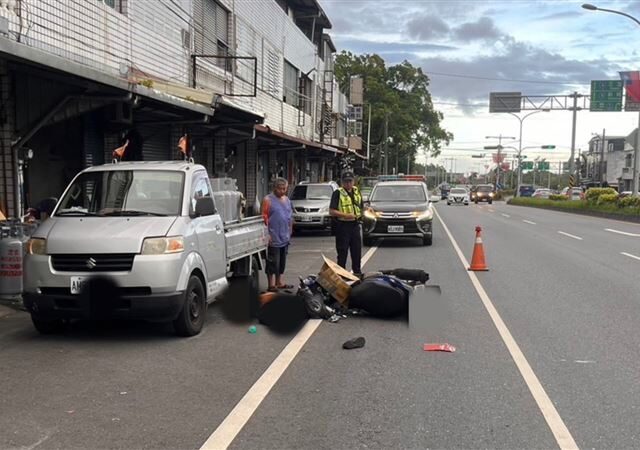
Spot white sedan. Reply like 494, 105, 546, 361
447, 188, 470, 205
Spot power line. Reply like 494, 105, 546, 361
426, 71, 587, 86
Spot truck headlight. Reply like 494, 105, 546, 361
489, 192, 495, 197
26, 238, 46, 255
364, 208, 379, 219
412, 209, 433, 220
141, 236, 184, 255
319, 205, 329, 213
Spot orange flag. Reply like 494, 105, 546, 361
178, 135, 188, 155
113, 140, 129, 159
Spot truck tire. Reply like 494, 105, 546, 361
363, 236, 372, 246
173, 275, 206, 337
423, 235, 433, 246
31, 316, 65, 334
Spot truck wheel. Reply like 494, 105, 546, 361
174, 275, 206, 337
423, 235, 433, 246
488, 200, 493, 205
31, 316, 65, 334
363, 236, 372, 246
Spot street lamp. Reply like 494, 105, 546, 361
582, 4, 640, 195
507, 109, 550, 196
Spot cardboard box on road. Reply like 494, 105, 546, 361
316, 255, 360, 304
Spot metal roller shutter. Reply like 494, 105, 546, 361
140, 127, 170, 161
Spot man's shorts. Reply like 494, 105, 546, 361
266, 245, 288, 275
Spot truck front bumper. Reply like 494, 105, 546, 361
23, 253, 186, 321
24, 289, 184, 321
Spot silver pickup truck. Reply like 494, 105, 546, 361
23, 161, 268, 336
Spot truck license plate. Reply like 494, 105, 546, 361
301, 216, 312, 222
387, 225, 404, 233
70, 276, 88, 295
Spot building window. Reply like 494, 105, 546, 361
194, 0, 230, 71
283, 60, 299, 107
98, 0, 126, 13
300, 74, 312, 115
626, 154, 633, 168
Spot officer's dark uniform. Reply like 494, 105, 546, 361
330, 172, 363, 274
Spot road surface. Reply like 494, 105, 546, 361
2, 202, 640, 449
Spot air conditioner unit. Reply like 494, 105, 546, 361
338, 136, 348, 147
105, 102, 133, 124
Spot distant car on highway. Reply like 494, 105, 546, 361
474, 184, 495, 204
447, 187, 470, 205
358, 177, 378, 202
518, 185, 536, 197
619, 191, 633, 199
363, 180, 433, 246
561, 187, 584, 201
290, 181, 339, 233
532, 188, 552, 199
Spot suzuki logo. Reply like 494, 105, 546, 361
86, 258, 97, 270
305, 208, 310, 213
393, 213, 399, 219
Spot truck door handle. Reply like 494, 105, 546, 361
215, 225, 222, 233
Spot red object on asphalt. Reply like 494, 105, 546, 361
423, 343, 456, 352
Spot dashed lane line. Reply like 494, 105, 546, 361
605, 228, 640, 237
434, 208, 578, 450
501, 213, 511, 218
621, 252, 640, 261
523, 220, 537, 225
557, 231, 583, 241
199, 244, 380, 450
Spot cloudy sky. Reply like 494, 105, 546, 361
319, 0, 640, 174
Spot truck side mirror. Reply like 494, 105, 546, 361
193, 197, 216, 217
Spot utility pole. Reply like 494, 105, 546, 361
568, 91, 581, 182
383, 112, 389, 175
366, 103, 372, 162
634, 113, 640, 195
600, 128, 606, 185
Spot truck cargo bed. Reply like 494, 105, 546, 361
224, 216, 268, 263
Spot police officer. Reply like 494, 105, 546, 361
329, 171, 363, 276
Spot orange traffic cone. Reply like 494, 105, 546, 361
468, 226, 489, 271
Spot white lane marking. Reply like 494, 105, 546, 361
557, 231, 583, 241
605, 228, 640, 237
488, 208, 496, 213
523, 220, 537, 225
201, 243, 380, 450
621, 252, 640, 261
574, 360, 596, 364
434, 209, 578, 450
501, 213, 511, 218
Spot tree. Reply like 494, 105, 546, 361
334, 52, 452, 174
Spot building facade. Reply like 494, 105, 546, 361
0, 0, 355, 217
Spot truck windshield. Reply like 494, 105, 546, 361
55, 170, 184, 217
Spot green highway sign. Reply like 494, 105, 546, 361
521, 161, 534, 170
537, 162, 550, 170
590, 80, 623, 112
540, 145, 556, 149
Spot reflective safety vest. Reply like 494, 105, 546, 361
337, 187, 362, 221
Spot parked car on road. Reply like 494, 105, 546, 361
290, 181, 339, 233
23, 161, 269, 337
474, 184, 495, 204
447, 187, 470, 205
532, 188, 552, 199
561, 187, 584, 200
363, 181, 433, 246
518, 185, 536, 197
